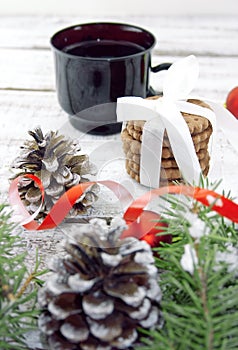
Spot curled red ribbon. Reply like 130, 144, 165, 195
9, 175, 134, 231
9, 175, 238, 239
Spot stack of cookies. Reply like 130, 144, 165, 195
121, 97, 213, 186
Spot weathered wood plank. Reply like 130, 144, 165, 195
151, 55, 238, 102
0, 90, 123, 141
150, 15, 238, 57
0, 49, 54, 91
0, 15, 238, 56
0, 90, 67, 139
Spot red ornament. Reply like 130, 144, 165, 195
120, 209, 171, 251
142, 221, 172, 248
226, 86, 238, 119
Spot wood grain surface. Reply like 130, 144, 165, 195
0, 14, 238, 348
0, 10, 237, 311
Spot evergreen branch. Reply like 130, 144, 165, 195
0, 203, 46, 349
137, 182, 238, 350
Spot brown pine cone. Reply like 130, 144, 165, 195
11, 127, 99, 218
38, 218, 162, 349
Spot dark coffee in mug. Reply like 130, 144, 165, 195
51, 22, 171, 135
63, 40, 145, 58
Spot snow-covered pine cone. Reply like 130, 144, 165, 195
11, 127, 99, 218
38, 218, 162, 350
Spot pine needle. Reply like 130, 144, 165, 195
137, 180, 238, 350
0, 203, 46, 349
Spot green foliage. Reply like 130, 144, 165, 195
137, 190, 238, 350
0, 204, 46, 350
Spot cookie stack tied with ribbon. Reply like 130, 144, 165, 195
117, 55, 216, 188
122, 97, 213, 186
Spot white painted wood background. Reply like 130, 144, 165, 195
1, 0, 238, 16
0, 16, 237, 219
0, 14, 237, 348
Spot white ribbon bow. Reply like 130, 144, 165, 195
117, 55, 218, 187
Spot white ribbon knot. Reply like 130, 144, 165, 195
117, 55, 218, 187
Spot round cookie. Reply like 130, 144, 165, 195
123, 148, 209, 170
126, 123, 212, 146
127, 152, 210, 181
125, 165, 183, 186
122, 127, 211, 158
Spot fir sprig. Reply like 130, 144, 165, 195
137, 188, 238, 350
0, 203, 46, 350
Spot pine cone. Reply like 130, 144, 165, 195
11, 127, 99, 218
38, 218, 162, 350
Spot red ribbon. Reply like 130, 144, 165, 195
9, 175, 134, 231
9, 175, 238, 239
121, 185, 238, 240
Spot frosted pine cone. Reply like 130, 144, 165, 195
38, 218, 162, 349
11, 127, 99, 218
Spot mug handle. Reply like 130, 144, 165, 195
147, 62, 172, 97
151, 62, 172, 73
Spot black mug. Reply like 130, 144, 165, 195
51, 22, 171, 135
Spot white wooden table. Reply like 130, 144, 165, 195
0, 12, 237, 291
1, 14, 238, 249
0, 14, 238, 349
